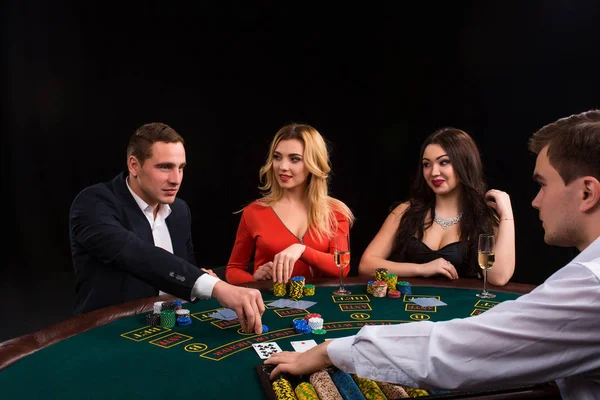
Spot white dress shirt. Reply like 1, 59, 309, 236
126, 177, 218, 299
328, 237, 600, 400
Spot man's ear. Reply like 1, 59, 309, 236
128, 155, 140, 177
580, 176, 600, 212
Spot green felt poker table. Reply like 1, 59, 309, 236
0, 277, 560, 399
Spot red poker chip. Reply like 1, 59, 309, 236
387, 290, 401, 298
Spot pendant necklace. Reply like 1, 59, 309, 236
434, 212, 463, 229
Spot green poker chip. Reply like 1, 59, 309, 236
311, 329, 326, 335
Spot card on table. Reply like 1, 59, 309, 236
290, 339, 317, 352
252, 342, 283, 359
209, 308, 238, 320
411, 298, 447, 307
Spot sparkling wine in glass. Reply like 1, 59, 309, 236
477, 234, 496, 299
333, 232, 351, 295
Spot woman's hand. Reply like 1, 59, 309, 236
419, 258, 458, 280
485, 189, 514, 220
253, 262, 274, 281
272, 244, 306, 283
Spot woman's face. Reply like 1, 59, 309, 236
272, 139, 309, 191
422, 144, 459, 194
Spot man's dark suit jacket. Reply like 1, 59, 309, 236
69, 172, 203, 315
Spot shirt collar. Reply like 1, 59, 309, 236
126, 176, 172, 219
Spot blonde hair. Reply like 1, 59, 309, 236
257, 123, 354, 240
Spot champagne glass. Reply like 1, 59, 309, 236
332, 232, 351, 295
477, 234, 496, 299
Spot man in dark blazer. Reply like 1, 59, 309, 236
70, 122, 264, 333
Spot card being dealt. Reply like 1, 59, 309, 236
252, 342, 283, 359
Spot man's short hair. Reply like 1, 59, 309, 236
529, 109, 600, 183
126, 123, 184, 165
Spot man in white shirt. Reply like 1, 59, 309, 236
70, 122, 265, 334
266, 109, 600, 400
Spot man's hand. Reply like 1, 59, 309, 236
201, 268, 218, 278
264, 341, 333, 379
253, 262, 274, 281
211, 281, 265, 334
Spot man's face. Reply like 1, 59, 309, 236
531, 146, 579, 247
130, 141, 186, 207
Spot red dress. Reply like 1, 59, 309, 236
225, 201, 350, 284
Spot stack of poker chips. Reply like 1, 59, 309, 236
273, 281, 287, 297
161, 300, 177, 311
375, 381, 410, 398
331, 370, 364, 400
174, 300, 182, 310
351, 375, 387, 400
293, 319, 312, 334
289, 276, 305, 300
387, 289, 401, 299
405, 387, 430, 397
175, 309, 192, 326
160, 310, 176, 328
375, 268, 388, 282
396, 281, 412, 295
303, 284, 316, 296
384, 273, 398, 291
309, 371, 343, 400
366, 280, 374, 294
372, 281, 388, 298
272, 377, 296, 400
146, 312, 160, 327
295, 381, 319, 400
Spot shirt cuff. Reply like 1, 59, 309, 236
327, 336, 357, 374
191, 274, 220, 300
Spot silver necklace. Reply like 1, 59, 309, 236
434, 212, 463, 229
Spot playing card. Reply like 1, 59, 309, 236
290, 339, 317, 352
411, 298, 447, 307
209, 308, 238, 320
267, 299, 291, 308
290, 300, 317, 309
252, 342, 283, 359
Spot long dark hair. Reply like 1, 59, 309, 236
391, 127, 498, 274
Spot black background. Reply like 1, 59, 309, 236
2, 1, 599, 340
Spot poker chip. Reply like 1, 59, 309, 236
375, 381, 410, 399
174, 300, 183, 310
175, 309, 190, 316
160, 310, 176, 328
384, 273, 398, 291
153, 301, 164, 314
303, 284, 316, 296
375, 268, 388, 282
304, 313, 322, 322
311, 329, 326, 335
146, 313, 160, 327
161, 301, 177, 311
176, 316, 192, 326
273, 282, 287, 297
295, 381, 319, 400
289, 276, 306, 300
293, 319, 312, 334
308, 317, 324, 330
261, 324, 269, 333
366, 280, 374, 295
331, 370, 364, 400
352, 375, 387, 400
310, 370, 342, 400
272, 378, 296, 400
405, 387, 429, 397
372, 281, 387, 298
387, 289, 401, 299
396, 281, 412, 295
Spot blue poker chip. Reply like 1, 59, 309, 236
261, 324, 269, 333
291, 276, 305, 281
